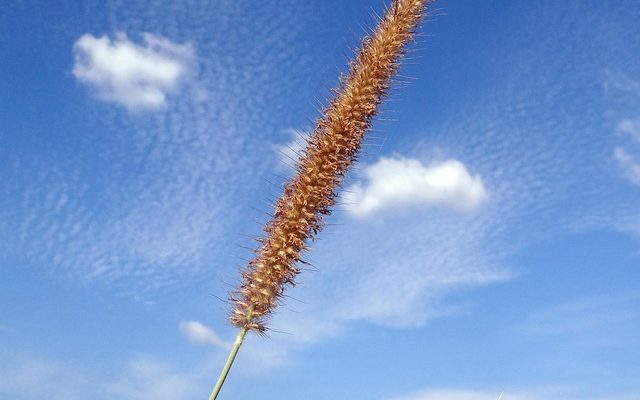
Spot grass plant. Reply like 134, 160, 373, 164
209, 0, 434, 398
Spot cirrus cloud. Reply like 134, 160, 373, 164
617, 118, 640, 142
614, 147, 640, 186
614, 118, 640, 186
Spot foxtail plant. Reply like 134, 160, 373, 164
210, 0, 433, 398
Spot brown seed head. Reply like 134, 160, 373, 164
230, 0, 434, 332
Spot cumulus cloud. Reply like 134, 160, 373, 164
179, 320, 227, 348
72, 32, 194, 110
343, 157, 488, 218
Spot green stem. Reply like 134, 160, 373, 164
208, 327, 248, 400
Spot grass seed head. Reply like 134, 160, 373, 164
230, 0, 434, 332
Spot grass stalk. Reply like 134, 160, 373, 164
208, 327, 248, 400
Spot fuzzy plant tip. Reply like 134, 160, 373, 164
229, 0, 434, 333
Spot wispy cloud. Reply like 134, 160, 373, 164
616, 118, 640, 142
0, 356, 90, 400
275, 128, 310, 170
613, 146, 640, 185
108, 356, 201, 400
73, 32, 194, 110
0, 354, 208, 400
179, 320, 227, 348
518, 294, 640, 347
5, 2, 321, 296
613, 119, 640, 186
343, 157, 488, 218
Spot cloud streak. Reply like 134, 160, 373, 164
0, 354, 207, 400
108, 356, 201, 400
518, 294, 640, 348
616, 119, 640, 142
613, 119, 640, 186
614, 146, 640, 185
0, 356, 90, 400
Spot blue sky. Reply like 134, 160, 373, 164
1, 0, 639, 399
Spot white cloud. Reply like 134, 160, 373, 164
614, 146, 640, 186
343, 157, 488, 218
73, 32, 194, 110
179, 320, 227, 348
